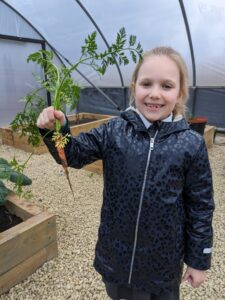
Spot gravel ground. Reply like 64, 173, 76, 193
0, 142, 224, 300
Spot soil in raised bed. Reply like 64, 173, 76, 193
0, 205, 23, 232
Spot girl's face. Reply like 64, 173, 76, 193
133, 55, 181, 122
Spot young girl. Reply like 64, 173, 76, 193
37, 47, 214, 300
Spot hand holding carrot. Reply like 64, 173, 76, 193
37, 106, 75, 199
36, 106, 66, 130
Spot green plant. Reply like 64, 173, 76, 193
10, 27, 143, 198
0, 157, 32, 205
11, 91, 46, 147
11, 27, 143, 146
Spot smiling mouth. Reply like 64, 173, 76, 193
145, 103, 164, 109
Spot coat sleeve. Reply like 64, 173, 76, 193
39, 118, 111, 168
183, 138, 215, 270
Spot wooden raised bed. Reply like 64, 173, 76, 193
0, 193, 57, 295
0, 113, 113, 175
68, 113, 112, 174
68, 112, 112, 136
0, 120, 215, 176
0, 113, 112, 154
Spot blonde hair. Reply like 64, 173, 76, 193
130, 46, 189, 117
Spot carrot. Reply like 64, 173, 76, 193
54, 134, 75, 201
56, 146, 68, 169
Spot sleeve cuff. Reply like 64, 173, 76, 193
184, 252, 212, 270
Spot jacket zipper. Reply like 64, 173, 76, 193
128, 130, 158, 285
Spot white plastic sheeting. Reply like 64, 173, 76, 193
184, 1, 225, 86
0, 0, 225, 126
0, 1, 40, 39
0, 40, 43, 126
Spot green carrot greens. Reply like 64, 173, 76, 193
11, 27, 143, 198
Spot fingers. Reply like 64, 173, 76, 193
183, 273, 198, 288
54, 110, 66, 125
182, 267, 207, 288
182, 270, 189, 282
36, 106, 66, 130
36, 106, 55, 129
182, 271, 193, 286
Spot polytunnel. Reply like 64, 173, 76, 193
0, 0, 225, 130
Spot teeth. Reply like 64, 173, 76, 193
146, 104, 162, 108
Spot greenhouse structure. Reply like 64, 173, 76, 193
0, 1, 225, 300
0, 0, 225, 130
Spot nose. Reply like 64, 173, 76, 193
149, 85, 160, 99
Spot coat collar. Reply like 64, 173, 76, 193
121, 109, 189, 138
125, 106, 173, 129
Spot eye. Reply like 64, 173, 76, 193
162, 83, 173, 90
140, 81, 152, 87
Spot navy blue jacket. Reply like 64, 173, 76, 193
40, 109, 214, 295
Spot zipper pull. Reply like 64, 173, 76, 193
150, 138, 155, 150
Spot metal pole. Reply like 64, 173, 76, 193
178, 0, 197, 115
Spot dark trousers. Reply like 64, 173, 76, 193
104, 281, 180, 300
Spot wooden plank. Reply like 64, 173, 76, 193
32, 145, 48, 154
204, 125, 215, 148
0, 127, 13, 138
0, 241, 58, 295
0, 127, 14, 146
13, 133, 29, 144
12, 133, 35, 152
5, 193, 43, 220
79, 113, 112, 120
12, 134, 46, 147
70, 118, 112, 136
11, 131, 47, 154
0, 212, 57, 276
0, 114, 112, 166
1, 133, 13, 142
83, 160, 103, 175
67, 112, 112, 122
1, 138, 14, 146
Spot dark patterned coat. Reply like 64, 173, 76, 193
40, 109, 214, 295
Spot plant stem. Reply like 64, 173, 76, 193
23, 152, 33, 168
53, 46, 139, 121
51, 62, 61, 132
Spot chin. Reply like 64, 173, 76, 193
144, 113, 161, 123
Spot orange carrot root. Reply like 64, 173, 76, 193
56, 146, 68, 169
55, 138, 75, 200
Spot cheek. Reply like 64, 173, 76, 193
168, 92, 180, 105
134, 88, 146, 100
